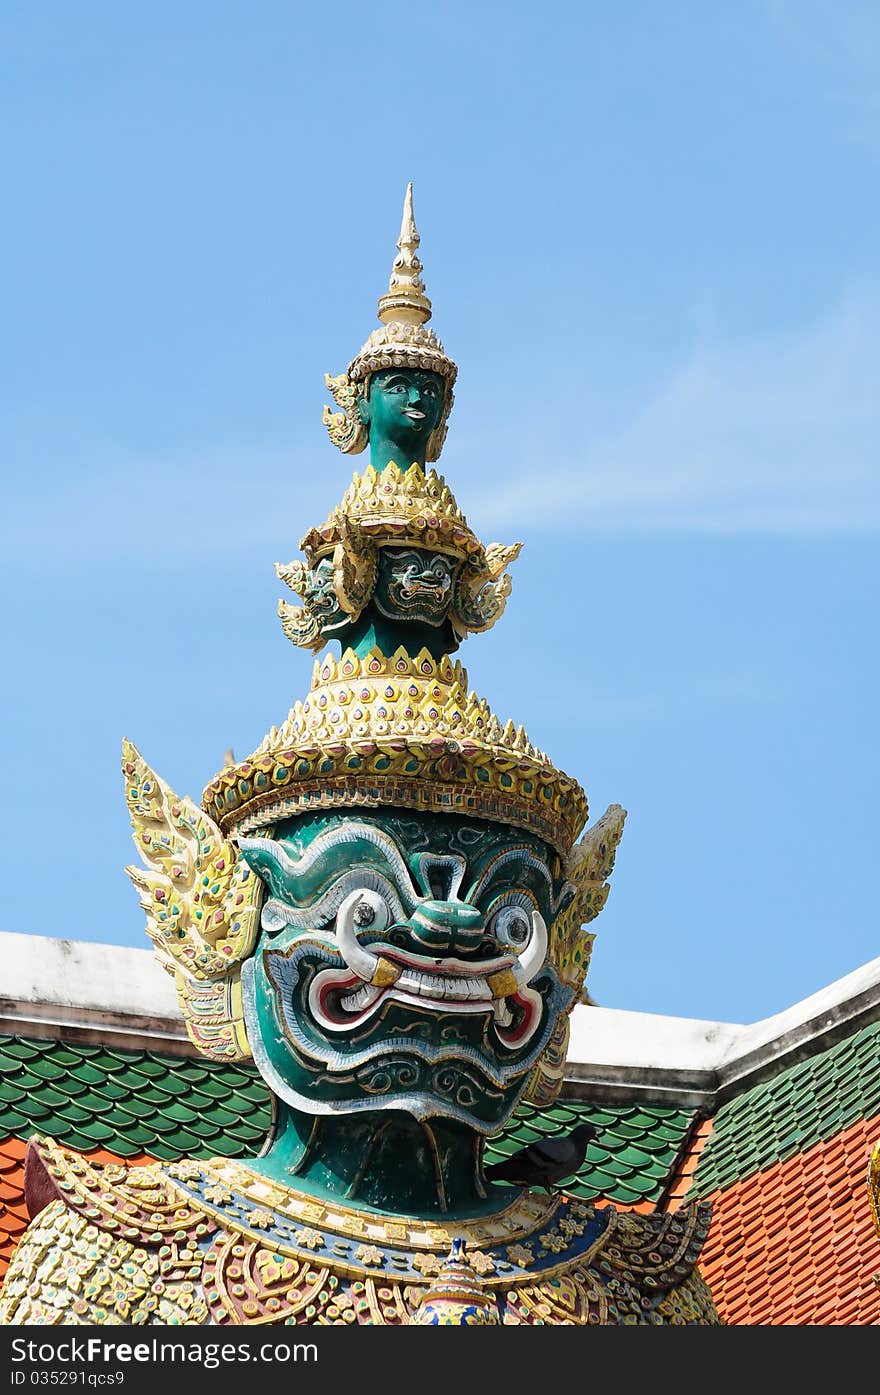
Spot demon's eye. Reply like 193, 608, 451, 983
345, 888, 391, 934
489, 904, 532, 948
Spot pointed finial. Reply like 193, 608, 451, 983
377, 182, 433, 327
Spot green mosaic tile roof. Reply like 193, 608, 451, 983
689, 1017, 880, 1198
0, 1034, 694, 1202
0, 1036, 272, 1159
484, 1099, 695, 1204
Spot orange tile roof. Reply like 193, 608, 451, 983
694, 1112, 880, 1324
0, 1137, 154, 1284
0, 1138, 28, 1283
665, 1115, 715, 1210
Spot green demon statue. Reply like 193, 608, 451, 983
0, 187, 719, 1327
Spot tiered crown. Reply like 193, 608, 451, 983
205, 186, 594, 859
124, 186, 624, 1070
202, 646, 588, 857
301, 461, 482, 563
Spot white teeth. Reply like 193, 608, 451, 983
461, 976, 489, 999
339, 983, 384, 1012
493, 999, 514, 1027
395, 969, 490, 1002
397, 970, 435, 998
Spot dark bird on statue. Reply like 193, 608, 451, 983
484, 1123, 601, 1193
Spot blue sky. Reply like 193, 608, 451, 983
1, 1, 877, 1025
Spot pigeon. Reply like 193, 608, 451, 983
484, 1122, 600, 1193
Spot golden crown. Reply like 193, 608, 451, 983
202, 645, 588, 858
301, 461, 482, 563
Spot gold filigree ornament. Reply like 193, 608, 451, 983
330, 516, 378, 617
275, 559, 325, 651
555, 803, 627, 1000
323, 184, 457, 463
122, 739, 269, 1061
275, 519, 379, 650
202, 646, 590, 859
452, 542, 524, 636
275, 462, 521, 650
301, 461, 483, 565
524, 803, 627, 1106
322, 372, 368, 455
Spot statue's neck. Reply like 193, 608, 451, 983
343, 612, 457, 661
369, 440, 426, 472
248, 1103, 500, 1218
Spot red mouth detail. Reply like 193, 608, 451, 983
305, 953, 544, 1052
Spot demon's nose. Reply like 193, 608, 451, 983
406, 900, 483, 952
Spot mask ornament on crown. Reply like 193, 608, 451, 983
0, 187, 720, 1328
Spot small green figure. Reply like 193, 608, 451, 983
357, 367, 447, 471
323, 182, 456, 466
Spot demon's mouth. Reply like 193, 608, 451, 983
304, 889, 547, 1050
307, 954, 543, 1049
398, 572, 452, 601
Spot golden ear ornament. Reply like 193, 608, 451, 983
122, 739, 268, 1061
331, 517, 378, 617
555, 804, 627, 1003
524, 805, 627, 1104
275, 560, 326, 653
322, 372, 368, 455
452, 542, 523, 635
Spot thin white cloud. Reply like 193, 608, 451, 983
468, 293, 880, 535
0, 435, 335, 561
3, 293, 877, 557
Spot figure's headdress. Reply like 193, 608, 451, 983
123, 189, 625, 1101
323, 183, 457, 462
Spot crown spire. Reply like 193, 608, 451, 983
377, 182, 433, 327
330, 187, 457, 459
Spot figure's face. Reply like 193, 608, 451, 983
303, 556, 347, 632
374, 547, 456, 626
360, 368, 445, 459
239, 811, 573, 1133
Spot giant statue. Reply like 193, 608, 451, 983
0, 189, 719, 1326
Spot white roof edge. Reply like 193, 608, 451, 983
715, 954, 880, 1066
0, 930, 190, 1052
2, 931, 880, 1102
567, 953, 880, 1105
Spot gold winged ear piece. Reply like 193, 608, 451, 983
546, 802, 628, 999
524, 804, 627, 1107
121, 739, 266, 1062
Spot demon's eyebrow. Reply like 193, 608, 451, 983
238, 822, 420, 914
466, 846, 554, 906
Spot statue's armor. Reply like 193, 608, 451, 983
0, 1139, 718, 1326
